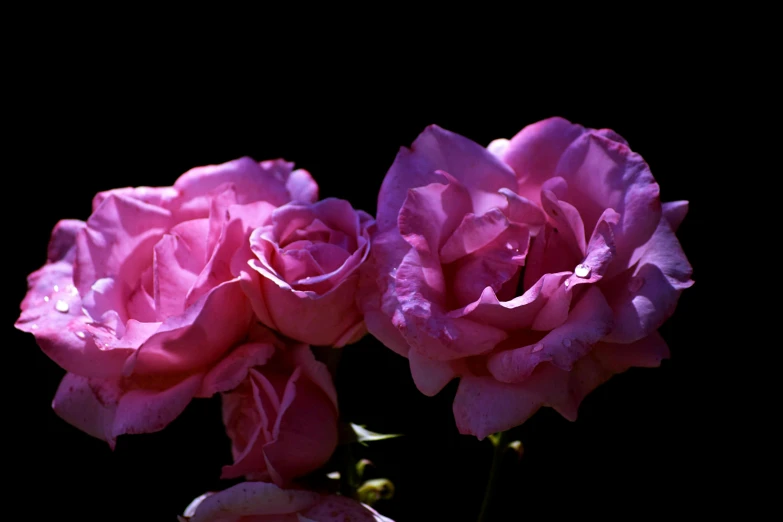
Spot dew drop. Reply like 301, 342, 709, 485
43, 296, 50, 302
75, 331, 86, 339
564, 279, 570, 288
55, 300, 70, 313
505, 241, 518, 252
31, 324, 38, 330
532, 343, 544, 353
562, 338, 572, 348
628, 276, 644, 292
574, 263, 591, 278
53, 285, 59, 292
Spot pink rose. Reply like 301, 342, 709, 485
359, 118, 693, 439
180, 482, 394, 522
241, 198, 374, 347
16, 158, 318, 445
220, 337, 339, 486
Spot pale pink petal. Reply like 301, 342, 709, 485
409, 349, 456, 396
186, 482, 320, 522
73, 193, 172, 297
15, 261, 133, 378
487, 287, 614, 383
662, 200, 688, 232
602, 215, 694, 343
111, 373, 202, 437
376, 125, 517, 232
500, 117, 586, 199
52, 373, 116, 446
302, 495, 394, 522
554, 131, 662, 268
127, 279, 253, 375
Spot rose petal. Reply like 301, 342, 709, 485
522, 224, 580, 292
500, 117, 586, 200
662, 200, 688, 232
47, 219, 86, 263
221, 372, 273, 480
450, 272, 570, 332
153, 234, 200, 318
409, 349, 456, 396
74, 193, 172, 297
186, 482, 320, 522
92, 186, 178, 214
540, 189, 586, 257
111, 373, 202, 438
554, 131, 662, 268
302, 495, 394, 522
52, 373, 117, 446
287, 168, 319, 204
15, 262, 133, 378
564, 208, 620, 289
127, 279, 253, 375
282, 344, 339, 410
602, 215, 693, 343
497, 188, 546, 229
198, 341, 278, 397
377, 125, 517, 232
487, 287, 614, 383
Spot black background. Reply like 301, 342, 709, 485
7, 65, 712, 521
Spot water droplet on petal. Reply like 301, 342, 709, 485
53, 285, 59, 292
69, 285, 79, 296
505, 241, 518, 251
564, 279, 570, 288
75, 331, 86, 339
532, 343, 544, 353
43, 296, 50, 302
31, 324, 38, 330
562, 338, 571, 348
55, 300, 70, 313
574, 264, 591, 278
628, 276, 644, 292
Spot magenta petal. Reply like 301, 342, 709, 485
376, 125, 517, 232
451, 272, 570, 331
173, 157, 307, 213
602, 215, 694, 343
74, 193, 172, 297
523, 224, 578, 296
487, 287, 614, 383
398, 180, 473, 255
453, 374, 550, 440
540, 189, 586, 257
554, 131, 662, 266
129, 279, 252, 375
16, 261, 133, 378
565, 208, 620, 289
198, 341, 277, 397
501, 117, 586, 196
409, 349, 456, 396
47, 219, 86, 263
52, 373, 116, 446
439, 209, 509, 264
186, 482, 320, 522
282, 344, 339, 410
394, 248, 507, 360
111, 373, 202, 437
662, 200, 688, 232
92, 186, 178, 214
497, 188, 546, 228
153, 234, 199, 318
286, 168, 319, 204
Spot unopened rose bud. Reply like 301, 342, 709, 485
357, 478, 395, 506
357, 459, 374, 477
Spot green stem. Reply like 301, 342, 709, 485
477, 431, 510, 522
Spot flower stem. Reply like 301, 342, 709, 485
477, 431, 511, 522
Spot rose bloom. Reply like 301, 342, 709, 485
15, 157, 318, 445
180, 482, 394, 522
221, 330, 339, 486
359, 118, 693, 439
242, 198, 374, 347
